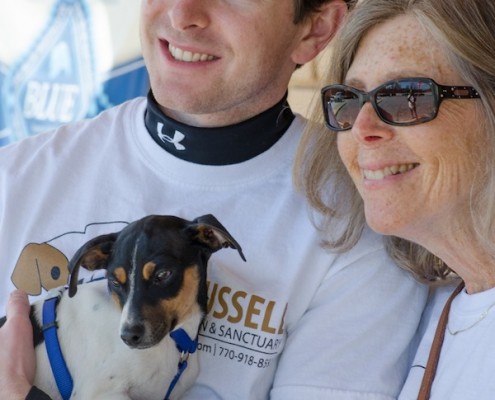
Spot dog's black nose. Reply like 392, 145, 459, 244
121, 324, 145, 348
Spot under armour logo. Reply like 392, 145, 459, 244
157, 122, 186, 150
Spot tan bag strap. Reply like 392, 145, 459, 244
417, 282, 464, 400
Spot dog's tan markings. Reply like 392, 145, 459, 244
111, 291, 124, 310
167, 266, 200, 317
195, 227, 224, 249
81, 249, 109, 270
143, 266, 201, 339
114, 267, 127, 286
142, 262, 156, 281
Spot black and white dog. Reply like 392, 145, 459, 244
1, 214, 245, 400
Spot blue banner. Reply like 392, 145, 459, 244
0, 0, 148, 146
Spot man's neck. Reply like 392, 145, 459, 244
144, 90, 295, 165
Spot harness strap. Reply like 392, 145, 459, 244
42, 295, 196, 400
164, 328, 198, 400
42, 295, 74, 400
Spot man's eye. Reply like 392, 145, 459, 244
153, 270, 172, 284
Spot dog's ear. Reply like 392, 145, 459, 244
68, 232, 119, 297
187, 214, 246, 262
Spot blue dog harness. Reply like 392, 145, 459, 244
165, 328, 199, 399
42, 294, 198, 400
42, 295, 73, 400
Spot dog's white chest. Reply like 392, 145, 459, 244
33, 280, 200, 400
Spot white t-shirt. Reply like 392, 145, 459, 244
0, 98, 428, 399
400, 283, 495, 399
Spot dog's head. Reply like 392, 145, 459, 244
67, 214, 245, 349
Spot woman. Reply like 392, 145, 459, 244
295, 0, 495, 398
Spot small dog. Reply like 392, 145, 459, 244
1, 214, 245, 400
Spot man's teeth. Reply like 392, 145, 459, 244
168, 44, 215, 62
363, 164, 417, 180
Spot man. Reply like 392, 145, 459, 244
0, 0, 427, 399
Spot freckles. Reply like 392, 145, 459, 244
357, 17, 445, 77
388, 32, 431, 65
436, 63, 459, 80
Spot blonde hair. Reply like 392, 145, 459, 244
294, 0, 495, 284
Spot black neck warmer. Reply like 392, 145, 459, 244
144, 90, 295, 165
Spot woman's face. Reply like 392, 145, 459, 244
337, 14, 485, 243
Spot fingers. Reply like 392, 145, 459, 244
4, 289, 33, 348
6, 290, 31, 320
0, 290, 36, 398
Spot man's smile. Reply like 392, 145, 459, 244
168, 43, 216, 62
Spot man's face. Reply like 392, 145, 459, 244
140, 0, 317, 127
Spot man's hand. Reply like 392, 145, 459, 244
0, 290, 35, 399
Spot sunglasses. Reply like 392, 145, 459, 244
321, 77, 480, 131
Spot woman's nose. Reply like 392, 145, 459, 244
351, 102, 394, 143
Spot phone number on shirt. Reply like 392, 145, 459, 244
217, 346, 273, 368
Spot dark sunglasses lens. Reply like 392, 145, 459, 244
323, 87, 360, 130
376, 80, 436, 124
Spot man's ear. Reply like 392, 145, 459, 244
291, 1, 347, 65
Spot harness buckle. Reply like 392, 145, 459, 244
180, 349, 191, 364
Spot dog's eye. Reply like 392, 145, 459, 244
153, 270, 172, 284
109, 278, 121, 288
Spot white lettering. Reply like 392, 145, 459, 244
23, 81, 80, 122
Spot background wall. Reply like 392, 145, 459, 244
288, 47, 332, 118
